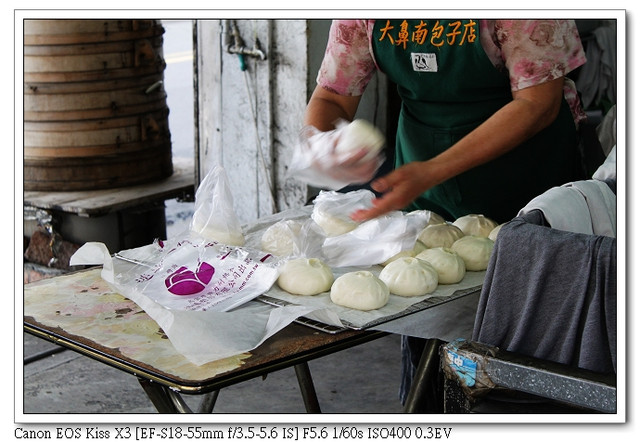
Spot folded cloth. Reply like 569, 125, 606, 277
472, 210, 617, 374
570, 180, 616, 238
518, 186, 593, 235
593, 145, 616, 182
518, 179, 616, 238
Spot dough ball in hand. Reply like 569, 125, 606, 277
335, 119, 385, 162
277, 258, 334, 296
416, 247, 466, 284
452, 214, 498, 237
378, 257, 439, 297
417, 223, 465, 248
451, 236, 495, 271
330, 271, 390, 311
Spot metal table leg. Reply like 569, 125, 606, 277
197, 390, 220, 413
138, 378, 182, 413
139, 365, 321, 413
294, 362, 322, 413
138, 378, 220, 413
403, 338, 445, 413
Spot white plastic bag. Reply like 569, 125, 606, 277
300, 190, 433, 267
68, 166, 325, 365
70, 239, 318, 365
310, 189, 372, 236
190, 165, 245, 246
113, 235, 282, 312
322, 210, 430, 268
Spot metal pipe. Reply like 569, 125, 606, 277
404, 339, 446, 413
197, 390, 220, 413
226, 19, 266, 61
23, 346, 67, 365
294, 363, 322, 413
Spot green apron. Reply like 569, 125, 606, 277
372, 19, 579, 222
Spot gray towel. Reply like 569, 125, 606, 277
472, 209, 616, 374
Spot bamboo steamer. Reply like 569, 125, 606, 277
23, 19, 164, 44
23, 19, 173, 191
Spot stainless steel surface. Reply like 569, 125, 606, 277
372, 290, 480, 341
441, 340, 617, 413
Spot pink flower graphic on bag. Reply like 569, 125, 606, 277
165, 262, 215, 295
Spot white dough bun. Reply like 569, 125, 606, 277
191, 221, 245, 246
452, 214, 498, 237
488, 223, 504, 241
417, 223, 465, 249
261, 219, 303, 256
330, 271, 390, 311
451, 236, 495, 271
416, 247, 466, 284
277, 258, 334, 296
378, 257, 439, 297
381, 241, 428, 266
311, 208, 358, 237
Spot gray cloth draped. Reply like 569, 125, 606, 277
472, 209, 616, 373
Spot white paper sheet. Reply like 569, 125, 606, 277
70, 242, 319, 366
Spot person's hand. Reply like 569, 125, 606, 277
350, 161, 434, 222
290, 125, 384, 190
310, 142, 381, 186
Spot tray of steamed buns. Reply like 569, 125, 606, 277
254, 205, 501, 331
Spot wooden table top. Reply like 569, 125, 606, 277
23, 157, 195, 217
23, 267, 384, 394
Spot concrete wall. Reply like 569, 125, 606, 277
194, 19, 388, 224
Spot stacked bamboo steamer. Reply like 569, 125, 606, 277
23, 19, 173, 191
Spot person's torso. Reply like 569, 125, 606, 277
369, 19, 579, 222
372, 19, 512, 129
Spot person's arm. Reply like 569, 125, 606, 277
300, 85, 379, 184
293, 21, 380, 187
350, 76, 566, 221
304, 85, 362, 131
304, 20, 373, 131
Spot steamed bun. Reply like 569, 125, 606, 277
330, 271, 390, 311
277, 258, 334, 296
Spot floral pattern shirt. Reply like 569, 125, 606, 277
317, 19, 587, 124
